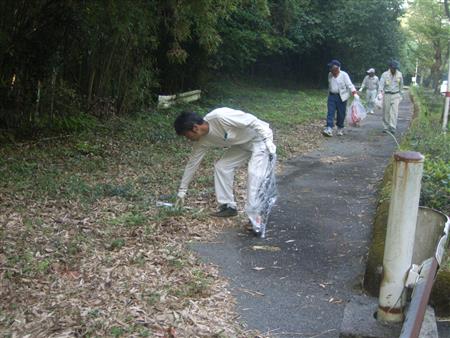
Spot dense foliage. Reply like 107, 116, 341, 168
404, 0, 450, 92
406, 87, 450, 214
215, 0, 405, 86
1, 0, 405, 136
398, 87, 450, 315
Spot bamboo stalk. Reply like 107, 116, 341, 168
33, 80, 41, 125
50, 68, 56, 120
87, 69, 96, 108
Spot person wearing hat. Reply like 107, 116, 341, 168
323, 59, 359, 137
377, 60, 403, 133
359, 68, 379, 115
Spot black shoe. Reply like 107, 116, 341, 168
212, 205, 238, 217
252, 229, 261, 237
245, 221, 253, 232
252, 229, 264, 238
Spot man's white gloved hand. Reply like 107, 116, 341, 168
377, 93, 383, 100
265, 139, 276, 155
353, 93, 360, 100
175, 196, 184, 209
175, 190, 186, 208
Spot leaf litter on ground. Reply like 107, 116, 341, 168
0, 115, 324, 337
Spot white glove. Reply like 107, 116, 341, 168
175, 190, 186, 208
175, 196, 184, 209
265, 139, 276, 155
377, 93, 383, 100
353, 93, 360, 100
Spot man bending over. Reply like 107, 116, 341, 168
174, 107, 277, 237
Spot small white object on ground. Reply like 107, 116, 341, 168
156, 201, 174, 207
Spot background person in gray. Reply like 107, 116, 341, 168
359, 68, 379, 115
322, 59, 359, 137
378, 60, 404, 133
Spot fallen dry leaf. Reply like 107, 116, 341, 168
252, 267, 265, 271
251, 245, 281, 252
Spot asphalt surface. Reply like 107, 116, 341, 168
192, 94, 450, 338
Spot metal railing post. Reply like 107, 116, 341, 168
378, 152, 425, 323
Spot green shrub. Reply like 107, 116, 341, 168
421, 159, 450, 214
407, 87, 449, 214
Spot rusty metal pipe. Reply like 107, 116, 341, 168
378, 152, 424, 323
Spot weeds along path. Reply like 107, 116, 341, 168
0, 85, 326, 336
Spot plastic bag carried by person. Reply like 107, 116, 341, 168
375, 93, 383, 109
346, 99, 367, 127
246, 154, 277, 238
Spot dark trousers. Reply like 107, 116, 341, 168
327, 93, 347, 129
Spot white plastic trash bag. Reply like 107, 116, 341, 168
346, 99, 367, 127
375, 93, 383, 109
246, 154, 277, 238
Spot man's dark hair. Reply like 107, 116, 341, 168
388, 60, 400, 70
174, 112, 205, 135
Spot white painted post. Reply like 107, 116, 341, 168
378, 151, 424, 323
443, 41, 450, 132
442, 8, 450, 131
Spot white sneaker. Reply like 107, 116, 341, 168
322, 127, 333, 137
337, 128, 344, 136
368, 110, 374, 115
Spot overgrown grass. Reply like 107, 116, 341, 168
204, 79, 326, 126
406, 87, 449, 215
405, 87, 450, 315
1, 79, 326, 205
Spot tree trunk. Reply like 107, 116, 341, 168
116, 43, 130, 114
431, 43, 442, 94
50, 68, 56, 120
87, 68, 96, 109
33, 80, 41, 126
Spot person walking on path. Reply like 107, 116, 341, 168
378, 60, 404, 133
173, 108, 277, 236
359, 68, 379, 115
322, 59, 359, 137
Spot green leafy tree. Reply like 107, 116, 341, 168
73, 0, 160, 114
0, 0, 408, 136
216, 0, 312, 73
405, 0, 450, 91
303, 0, 405, 82
0, 0, 78, 129
154, 0, 239, 92
213, 0, 405, 84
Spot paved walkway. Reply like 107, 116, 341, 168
193, 93, 432, 337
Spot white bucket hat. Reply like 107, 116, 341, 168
367, 68, 375, 73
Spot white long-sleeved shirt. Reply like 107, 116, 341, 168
379, 70, 403, 94
360, 75, 379, 91
328, 70, 356, 102
178, 107, 273, 195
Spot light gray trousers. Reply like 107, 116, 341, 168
366, 89, 377, 111
214, 141, 269, 218
382, 93, 402, 130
